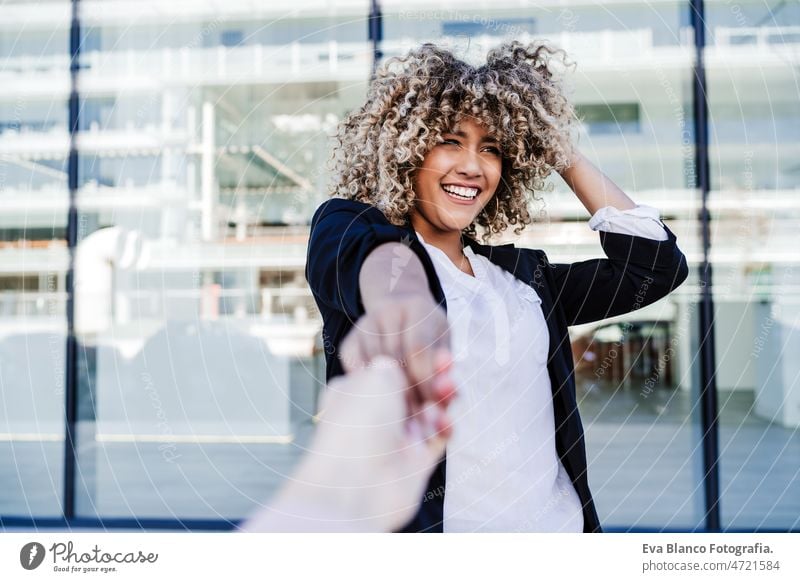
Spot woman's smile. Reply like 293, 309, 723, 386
441, 183, 482, 204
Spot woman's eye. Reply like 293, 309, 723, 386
439, 138, 500, 155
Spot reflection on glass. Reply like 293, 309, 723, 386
1, 0, 797, 531
0, 0, 69, 518
69, 8, 369, 519
704, 1, 800, 531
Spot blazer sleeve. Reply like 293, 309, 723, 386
543, 222, 689, 326
305, 198, 441, 319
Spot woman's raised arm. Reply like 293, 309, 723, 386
559, 149, 638, 215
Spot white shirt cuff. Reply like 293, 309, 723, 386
588, 204, 669, 241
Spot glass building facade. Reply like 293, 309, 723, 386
1, 0, 798, 530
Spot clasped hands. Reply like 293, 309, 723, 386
241, 293, 456, 532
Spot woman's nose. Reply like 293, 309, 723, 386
454, 149, 483, 177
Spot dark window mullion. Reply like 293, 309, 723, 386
689, 0, 721, 532
63, 0, 81, 521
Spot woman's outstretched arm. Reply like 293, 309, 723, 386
305, 198, 453, 415
344, 242, 453, 416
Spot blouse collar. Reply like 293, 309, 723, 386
414, 230, 487, 286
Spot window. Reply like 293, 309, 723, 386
576, 103, 641, 135
441, 18, 535, 38
220, 30, 244, 47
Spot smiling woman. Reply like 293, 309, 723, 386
306, 40, 688, 533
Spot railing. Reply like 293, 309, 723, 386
0, 53, 66, 74
0, 292, 66, 317
3, 26, 796, 89
714, 25, 800, 48
115, 287, 316, 321
0, 183, 191, 211
0, 286, 316, 321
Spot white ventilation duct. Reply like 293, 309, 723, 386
74, 226, 149, 336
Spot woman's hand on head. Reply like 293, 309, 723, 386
339, 293, 455, 419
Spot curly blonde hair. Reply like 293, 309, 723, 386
328, 41, 580, 242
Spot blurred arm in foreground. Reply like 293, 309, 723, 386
239, 353, 455, 533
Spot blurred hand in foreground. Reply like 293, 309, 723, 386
340, 293, 454, 420
239, 354, 455, 532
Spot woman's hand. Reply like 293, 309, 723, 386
339, 293, 454, 419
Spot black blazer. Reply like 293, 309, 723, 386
305, 197, 690, 533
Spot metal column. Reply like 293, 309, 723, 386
63, 0, 81, 519
690, 0, 721, 532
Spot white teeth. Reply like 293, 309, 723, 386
442, 184, 479, 199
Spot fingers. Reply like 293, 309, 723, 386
405, 303, 451, 404
337, 300, 455, 426
431, 348, 456, 405
373, 310, 424, 420
415, 357, 455, 464
405, 356, 456, 446
334, 355, 405, 397
373, 307, 405, 364
402, 341, 454, 410
339, 315, 380, 372
340, 311, 406, 372
401, 331, 440, 406
406, 402, 452, 466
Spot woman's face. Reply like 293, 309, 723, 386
410, 116, 503, 236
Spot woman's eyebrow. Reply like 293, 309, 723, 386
446, 129, 500, 144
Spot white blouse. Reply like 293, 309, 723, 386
415, 204, 668, 532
